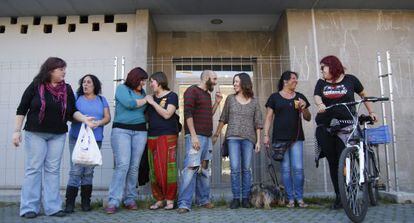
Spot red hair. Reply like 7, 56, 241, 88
125, 67, 148, 90
320, 55, 345, 83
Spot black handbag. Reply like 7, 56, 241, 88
270, 141, 292, 161
174, 113, 182, 133
221, 139, 229, 158
269, 111, 302, 162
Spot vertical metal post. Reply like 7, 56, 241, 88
386, 51, 400, 192
121, 56, 125, 83
377, 53, 391, 191
113, 56, 118, 107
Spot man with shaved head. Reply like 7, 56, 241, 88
177, 70, 222, 213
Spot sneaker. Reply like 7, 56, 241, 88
241, 198, 251, 208
105, 205, 117, 214
200, 203, 214, 209
177, 208, 190, 214
124, 202, 138, 210
50, 210, 66, 217
229, 199, 240, 209
22, 211, 37, 219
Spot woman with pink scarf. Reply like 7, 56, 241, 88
12, 57, 96, 219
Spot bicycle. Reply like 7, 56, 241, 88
325, 96, 389, 223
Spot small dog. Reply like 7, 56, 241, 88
250, 183, 285, 209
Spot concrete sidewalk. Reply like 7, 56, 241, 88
1, 202, 413, 223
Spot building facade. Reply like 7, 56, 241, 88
0, 1, 413, 193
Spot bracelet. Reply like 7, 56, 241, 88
369, 112, 375, 114
14, 129, 21, 133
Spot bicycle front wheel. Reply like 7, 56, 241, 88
338, 146, 369, 223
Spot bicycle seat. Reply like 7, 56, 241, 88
359, 114, 374, 125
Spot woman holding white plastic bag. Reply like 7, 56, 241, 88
12, 57, 97, 219
65, 74, 111, 213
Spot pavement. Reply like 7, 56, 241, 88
1, 201, 413, 223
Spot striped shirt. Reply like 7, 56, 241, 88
184, 85, 213, 137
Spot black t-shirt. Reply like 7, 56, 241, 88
16, 82, 78, 134
313, 74, 364, 126
147, 91, 179, 136
265, 92, 310, 141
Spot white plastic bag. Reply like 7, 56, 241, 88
72, 123, 102, 166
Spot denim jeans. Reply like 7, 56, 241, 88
227, 138, 254, 199
107, 128, 147, 207
20, 131, 66, 216
177, 134, 212, 210
280, 141, 304, 201
67, 136, 102, 187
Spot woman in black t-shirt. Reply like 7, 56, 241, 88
314, 55, 377, 209
145, 72, 179, 210
263, 71, 311, 208
12, 57, 96, 219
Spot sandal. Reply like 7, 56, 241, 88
286, 201, 295, 208
164, 200, 174, 210
298, 200, 308, 208
149, 201, 164, 210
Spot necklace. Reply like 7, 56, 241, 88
280, 90, 296, 99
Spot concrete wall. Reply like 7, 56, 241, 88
285, 9, 414, 192
1, 8, 413, 193
0, 11, 151, 189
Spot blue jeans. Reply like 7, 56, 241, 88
107, 128, 147, 207
20, 131, 66, 216
228, 138, 254, 199
177, 135, 212, 210
280, 141, 304, 201
67, 136, 102, 187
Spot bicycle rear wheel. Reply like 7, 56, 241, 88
367, 150, 379, 206
338, 146, 369, 223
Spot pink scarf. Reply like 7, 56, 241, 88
38, 82, 67, 123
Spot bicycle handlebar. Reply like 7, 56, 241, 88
325, 97, 389, 110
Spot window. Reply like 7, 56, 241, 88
44, 24, 52, 33
92, 23, 99, 31
80, 16, 88, 24
58, 16, 67, 25
116, 23, 127, 32
33, 17, 41, 25
104, 15, 114, 23
20, 25, 28, 34
11, 17, 17, 24
68, 24, 76, 32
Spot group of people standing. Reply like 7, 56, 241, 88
12, 55, 377, 218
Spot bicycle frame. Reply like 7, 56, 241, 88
327, 97, 388, 186
338, 101, 366, 185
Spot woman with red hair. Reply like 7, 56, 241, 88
105, 67, 149, 214
314, 56, 377, 209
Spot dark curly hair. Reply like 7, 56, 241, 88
76, 74, 102, 96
